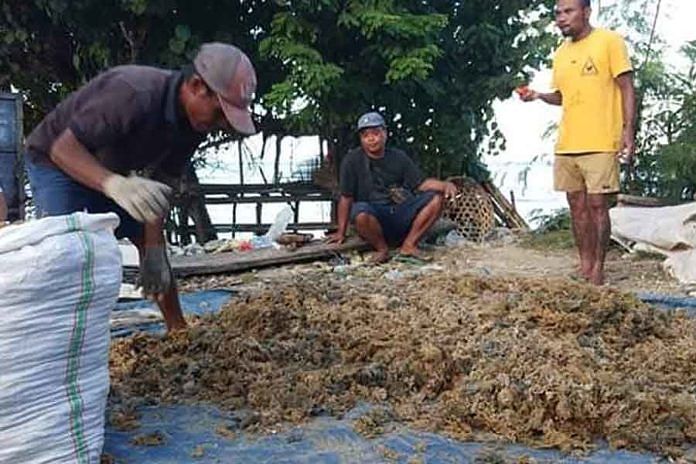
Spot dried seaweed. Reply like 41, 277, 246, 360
130, 431, 166, 447
110, 272, 696, 456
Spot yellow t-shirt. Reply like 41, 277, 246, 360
552, 28, 632, 154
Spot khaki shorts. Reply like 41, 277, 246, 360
553, 152, 620, 194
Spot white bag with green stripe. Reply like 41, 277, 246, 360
0, 212, 121, 464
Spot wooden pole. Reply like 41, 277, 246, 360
482, 181, 529, 231
238, 141, 245, 185
274, 135, 282, 185
294, 201, 300, 232
232, 200, 238, 238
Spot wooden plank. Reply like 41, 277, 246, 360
126, 236, 370, 278
182, 222, 333, 234
200, 182, 330, 196
616, 194, 673, 208
481, 181, 530, 230
203, 193, 333, 205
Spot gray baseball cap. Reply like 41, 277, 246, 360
194, 43, 257, 135
356, 112, 386, 131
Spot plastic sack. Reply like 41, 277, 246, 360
0, 212, 122, 464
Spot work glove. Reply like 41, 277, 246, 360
103, 174, 173, 223
138, 244, 174, 296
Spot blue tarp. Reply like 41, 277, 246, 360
112, 289, 235, 337
104, 290, 692, 463
636, 292, 696, 316
103, 404, 662, 463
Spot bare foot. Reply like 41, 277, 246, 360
369, 250, 390, 264
577, 262, 592, 280
399, 244, 420, 256
588, 271, 605, 286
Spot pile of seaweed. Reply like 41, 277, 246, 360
110, 272, 696, 456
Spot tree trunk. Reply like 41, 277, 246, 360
238, 141, 245, 185
178, 164, 217, 244
273, 135, 282, 185
258, 133, 269, 184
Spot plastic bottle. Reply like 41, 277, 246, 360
265, 206, 294, 242
249, 235, 272, 249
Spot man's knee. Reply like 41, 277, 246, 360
354, 211, 376, 228
566, 191, 586, 207
586, 194, 608, 211
427, 192, 444, 211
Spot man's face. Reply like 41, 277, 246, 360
184, 76, 230, 133
359, 126, 387, 155
555, 0, 590, 38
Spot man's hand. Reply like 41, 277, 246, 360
618, 127, 636, 164
138, 244, 174, 297
103, 174, 173, 223
326, 231, 345, 246
516, 85, 537, 102
443, 181, 458, 200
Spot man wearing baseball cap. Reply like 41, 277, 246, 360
328, 111, 458, 263
24, 42, 257, 332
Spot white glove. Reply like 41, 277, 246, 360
103, 174, 173, 223
138, 245, 174, 295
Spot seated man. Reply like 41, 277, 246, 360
328, 112, 457, 263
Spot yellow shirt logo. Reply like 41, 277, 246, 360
581, 58, 598, 76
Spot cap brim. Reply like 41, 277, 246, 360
218, 95, 256, 135
356, 124, 384, 132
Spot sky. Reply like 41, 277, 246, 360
200, 0, 696, 230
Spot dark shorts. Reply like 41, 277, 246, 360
25, 157, 142, 240
350, 191, 437, 244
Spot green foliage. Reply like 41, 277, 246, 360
1, 0, 558, 179
530, 207, 571, 232
521, 208, 574, 250
599, 0, 696, 201
260, 0, 558, 177
520, 228, 575, 250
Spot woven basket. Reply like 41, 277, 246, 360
444, 177, 495, 242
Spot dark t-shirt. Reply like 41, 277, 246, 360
25, 65, 204, 179
339, 147, 424, 202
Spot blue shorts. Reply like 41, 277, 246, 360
350, 191, 437, 245
25, 157, 143, 240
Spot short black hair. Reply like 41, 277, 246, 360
581, 0, 591, 7
181, 64, 217, 96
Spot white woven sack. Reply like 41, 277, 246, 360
0, 212, 121, 464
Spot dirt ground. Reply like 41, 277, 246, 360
180, 237, 685, 298
440, 243, 684, 296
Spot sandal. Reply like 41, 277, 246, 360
393, 253, 433, 266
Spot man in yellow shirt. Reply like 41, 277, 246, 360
522, 0, 636, 285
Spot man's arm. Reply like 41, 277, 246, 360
521, 90, 563, 106
50, 128, 172, 223
327, 195, 353, 245
51, 128, 112, 192
0, 191, 7, 223
616, 71, 637, 161
418, 178, 458, 199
